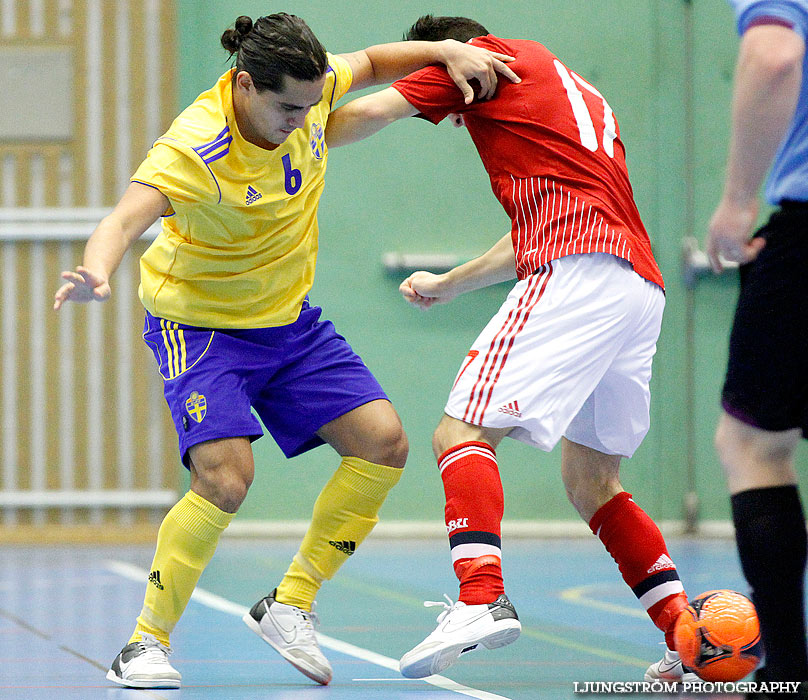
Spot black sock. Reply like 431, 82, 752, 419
732, 485, 808, 681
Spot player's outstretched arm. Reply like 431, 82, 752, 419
707, 23, 804, 272
399, 233, 517, 311
339, 39, 519, 103
53, 182, 169, 310
326, 87, 418, 147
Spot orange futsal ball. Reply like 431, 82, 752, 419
673, 589, 763, 682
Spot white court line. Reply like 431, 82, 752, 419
105, 560, 512, 700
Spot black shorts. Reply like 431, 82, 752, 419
722, 202, 808, 436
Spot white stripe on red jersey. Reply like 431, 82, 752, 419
392, 35, 664, 291
511, 175, 635, 280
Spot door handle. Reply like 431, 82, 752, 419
681, 236, 738, 288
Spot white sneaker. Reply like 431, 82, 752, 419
399, 594, 521, 678
106, 632, 181, 689
644, 647, 700, 683
243, 589, 332, 685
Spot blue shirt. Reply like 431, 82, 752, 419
729, 0, 808, 203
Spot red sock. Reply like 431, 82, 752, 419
439, 441, 505, 604
589, 492, 688, 648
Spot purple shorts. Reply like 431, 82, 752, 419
143, 301, 388, 464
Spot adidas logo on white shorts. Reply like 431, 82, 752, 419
498, 401, 521, 417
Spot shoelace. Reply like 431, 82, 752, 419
138, 632, 172, 658
423, 594, 463, 623
290, 605, 320, 642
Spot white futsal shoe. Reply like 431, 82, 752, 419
243, 589, 332, 685
106, 632, 182, 689
399, 593, 521, 678
644, 647, 700, 684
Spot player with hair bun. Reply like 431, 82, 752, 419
54, 11, 518, 689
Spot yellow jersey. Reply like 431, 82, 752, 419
133, 54, 353, 328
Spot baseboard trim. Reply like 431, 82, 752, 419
0, 519, 735, 545
223, 519, 735, 539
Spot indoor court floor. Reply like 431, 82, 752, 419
0, 535, 766, 699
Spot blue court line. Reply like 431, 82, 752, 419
105, 560, 512, 700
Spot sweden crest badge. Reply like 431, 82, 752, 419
310, 122, 325, 160
185, 391, 207, 423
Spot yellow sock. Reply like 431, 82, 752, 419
276, 457, 403, 611
129, 490, 234, 647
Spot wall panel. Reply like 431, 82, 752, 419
0, 0, 180, 536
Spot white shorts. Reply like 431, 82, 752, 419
445, 253, 665, 457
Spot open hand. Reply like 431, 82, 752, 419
53, 266, 111, 310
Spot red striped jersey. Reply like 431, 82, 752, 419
392, 36, 663, 290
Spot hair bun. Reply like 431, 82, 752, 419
234, 15, 253, 36
220, 15, 253, 54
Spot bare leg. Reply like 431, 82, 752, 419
561, 438, 687, 648
560, 437, 622, 522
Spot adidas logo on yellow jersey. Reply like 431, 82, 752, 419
246, 185, 262, 205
